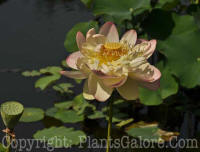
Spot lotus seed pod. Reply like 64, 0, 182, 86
1, 101, 24, 130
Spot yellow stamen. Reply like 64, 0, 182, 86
98, 42, 128, 64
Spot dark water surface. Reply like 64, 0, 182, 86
0, 0, 93, 151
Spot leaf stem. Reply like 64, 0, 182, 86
106, 99, 113, 152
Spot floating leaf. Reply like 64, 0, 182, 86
92, 0, 150, 23
1, 101, 24, 129
54, 101, 73, 109
80, 0, 93, 8
40, 66, 62, 75
52, 83, 74, 94
54, 110, 84, 123
64, 21, 98, 52
20, 108, 44, 122
116, 118, 134, 128
73, 94, 96, 115
33, 127, 86, 148
126, 121, 179, 142
22, 70, 41, 77
45, 107, 58, 118
35, 75, 61, 90
88, 111, 105, 119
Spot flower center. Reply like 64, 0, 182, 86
98, 42, 128, 64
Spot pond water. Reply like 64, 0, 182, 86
0, 0, 93, 151
0, 0, 199, 152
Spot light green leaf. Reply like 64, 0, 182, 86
54, 110, 84, 123
35, 75, 61, 90
45, 107, 57, 117
64, 21, 98, 52
88, 111, 105, 119
40, 66, 62, 75
116, 118, 134, 128
52, 83, 74, 94
92, 0, 150, 23
22, 70, 41, 77
20, 108, 44, 122
33, 127, 86, 148
158, 13, 200, 88
54, 101, 73, 109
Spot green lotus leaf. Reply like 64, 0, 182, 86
64, 21, 98, 52
92, 0, 150, 23
33, 127, 86, 148
39, 66, 62, 75
158, 13, 200, 88
1, 101, 24, 129
20, 108, 44, 122
52, 83, 74, 94
21, 70, 41, 77
35, 74, 61, 90
54, 110, 84, 123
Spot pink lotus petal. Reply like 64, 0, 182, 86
60, 70, 87, 79
137, 66, 161, 90
99, 22, 114, 36
66, 51, 83, 70
102, 76, 127, 88
121, 29, 137, 46
88, 74, 113, 102
86, 28, 96, 40
76, 31, 86, 50
136, 39, 147, 44
144, 40, 157, 58
106, 24, 119, 42
83, 79, 95, 100
117, 78, 139, 100
92, 70, 118, 79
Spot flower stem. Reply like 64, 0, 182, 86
106, 99, 113, 152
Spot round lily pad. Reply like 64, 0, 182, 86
20, 108, 44, 122
1, 101, 24, 129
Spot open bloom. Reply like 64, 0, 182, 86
61, 22, 161, 102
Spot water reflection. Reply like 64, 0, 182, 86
0, 0, 7, 5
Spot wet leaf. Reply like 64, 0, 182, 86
33, 127, 86, 148
22, 70, 41, 77
155, 0, 179, 10
92, 0, 150, 23
20, 108, 44, 122
35, 75, 61, 90
52, 83, 74, 94
64, 21, 98, 52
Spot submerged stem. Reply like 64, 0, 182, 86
106, 99, 113, 152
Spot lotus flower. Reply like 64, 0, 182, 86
61, 22, 161, 102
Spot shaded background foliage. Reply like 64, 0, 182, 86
0, 0, 200, 151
